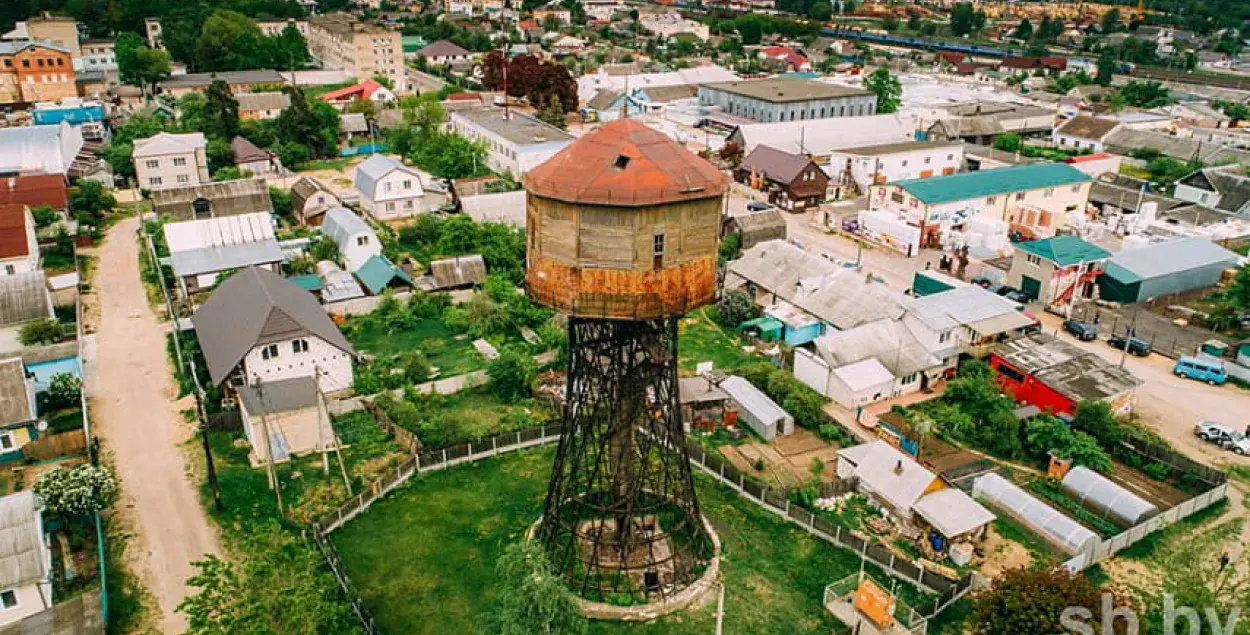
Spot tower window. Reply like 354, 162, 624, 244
613, 155, 630, 169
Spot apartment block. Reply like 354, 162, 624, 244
307, 14, 405, 92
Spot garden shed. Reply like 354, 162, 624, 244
973, 472, 1099, 555
1061, 466, 1158, 528
718, 375, 793, 440
422, 255, 486, 291
1098, 237, 1239, 304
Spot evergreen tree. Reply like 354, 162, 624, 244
864, 67, 902, 114
203, 80, 240, 141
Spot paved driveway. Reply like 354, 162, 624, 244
84, 216, 220, 633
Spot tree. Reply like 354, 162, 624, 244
992, 132, 1022, 153
715, 290, 757, 327
46, 373, 82, 410
30, 204, 58, 228
490, 541, 587, 635
863, 67, 902, 114
739, 18, 763, 45
973, 566, 1131, 635
950, 2, 976, 37
34, 465, 119, 517
269, 187, 292, 219
19, 319, 62, 346
308, 235, 340, 264
69, 181, 116, 223
178, 521, 355, 635
809, 2, 832, 21
206, 138, 235, 176
1115, 80, 1173, 108
203, 80, 240, 141
1095, 49, 1116, 86
1013, 18, 1033, 41
488, 348, 537, 403
1101, 8, 1121, 34
195, 10, 264, 73
276, 87, 338, 158
535, 95, 567, 130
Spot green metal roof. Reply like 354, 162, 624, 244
355, 254, 413, 295
1015, 235, 1111, 267
286, 274, 324, 292
893, 163, 1092, 205
402, 36, 428, 53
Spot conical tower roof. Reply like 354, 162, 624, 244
524, 118, 728, 207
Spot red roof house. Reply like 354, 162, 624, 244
0, 172, 68, 211
318, 79, 396, 106
0, 204, 35, 264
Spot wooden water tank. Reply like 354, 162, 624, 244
523, 119, 729, 320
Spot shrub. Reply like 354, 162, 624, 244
30, 204, 59, 227
403, 352, 431, 384
715, 290, 756, 327
45, 373, 82, 410
34, 465, 119, 517
754, 458, 766, 471
488, 348, 536, 404
1144, 462, 1170, 481
19, 319, 63, 346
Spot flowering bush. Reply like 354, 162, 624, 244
34, 465, 119, 517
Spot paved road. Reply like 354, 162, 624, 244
84, 217, 220, 633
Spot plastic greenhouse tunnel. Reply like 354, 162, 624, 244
972, 472, 1099, 555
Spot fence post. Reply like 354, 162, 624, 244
442, 448, 447, 465
468, 442, 473, 460
492, 435, 498, 456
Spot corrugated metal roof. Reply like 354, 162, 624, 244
0, 123, 82, 175
164, 212, 276, 254
1106, 237, 1238, 282
913, 488, 996, 538
909, 286, 1034, 334
894, 163, 1091, 205
0, 271, 51, 327
837, 440, 937, 513
0, 491, 44, 590
814, 318, 941, 378
459, 191, 525, 227
1015, 235, 1110, 267
192, 267, 355, 384
525, 118, 724, 206
355, 254, 413, 295
427, 254, 486, 289
169, 241, 285, 277
831, 358, 894, 392
718, 376, 792, 427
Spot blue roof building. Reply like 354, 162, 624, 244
31, 103, 106, 127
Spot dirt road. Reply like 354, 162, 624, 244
84, 217, 220, 633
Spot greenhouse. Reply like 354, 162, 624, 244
972, 473, 1099, 555
1061, 466, 1159, 528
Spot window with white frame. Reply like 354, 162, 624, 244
292, 339, 309, 353
177, 175, 189, 184
1027, 254, 1042, 266
0, 433, 14, 451
356, 236, 369, 246
145, 159, 159, 169
261, 344, 279, 360
938, 330, 952, 344
173, 157, 186, 167
1014, 192, 1025, 201
148, 177, 162, 186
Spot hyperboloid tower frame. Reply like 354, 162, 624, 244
523, 118, 729, 607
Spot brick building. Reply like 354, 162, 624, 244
0, 41, 76, 105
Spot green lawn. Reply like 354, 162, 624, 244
678, 308, 762, 375
381, 386, 559, 447
296, 157, 355, 172
333, 447, 925, 635
44, 407, 84, 434
345, 317, 487, 377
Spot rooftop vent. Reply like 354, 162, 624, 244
893, 460, 904, 476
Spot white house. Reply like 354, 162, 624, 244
0, 206, 39, 276
0, 491, 53, 626
163, 212, 285, 297
321, 207, 379, 273
1053, 116, 1121, 153
827, 141, 964, 194
449, 108, 575, 175
133, 132, 210, 190
353, 154, 433, 222
0, 122, 83, 177
793, 318, 946, 409
193, 267, 356, 395
414, 40, 472, 66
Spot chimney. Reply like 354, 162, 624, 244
893, 460, 904, 476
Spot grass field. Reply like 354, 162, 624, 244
387, 386, 559, 447
345, 317, 487, 377
332, 447, 946, 635
677, 308, 763, 375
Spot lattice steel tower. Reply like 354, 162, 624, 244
523, 118, 728, 604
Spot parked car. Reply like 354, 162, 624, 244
1223, 431, 1250, 455
1062, 320, 1098, 341
1002, 289, 1031, 303
993, 285, 1021, 297
1173, 356, 1228, 386
1108, 336, 1151, 356
746, 201, 772, 211
1195, 420, 1236, 445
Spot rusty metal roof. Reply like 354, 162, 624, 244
524, 118, 727, 207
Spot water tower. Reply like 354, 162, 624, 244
524, 118, 728, 609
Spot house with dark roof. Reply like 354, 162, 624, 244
723, 206, 787, 249
192, 267, 356, 395
290, 177, 342, 226
0, 205, 38, 277
414, 40, 472, 66
1174, 165, 1250, 217
734, 145, 828, 211
1053, 115, 1121, 152
231, 137, 283, 177
999, 55, 1067, 72
1006, 235, 1110, 306
420, 254, 486, 291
